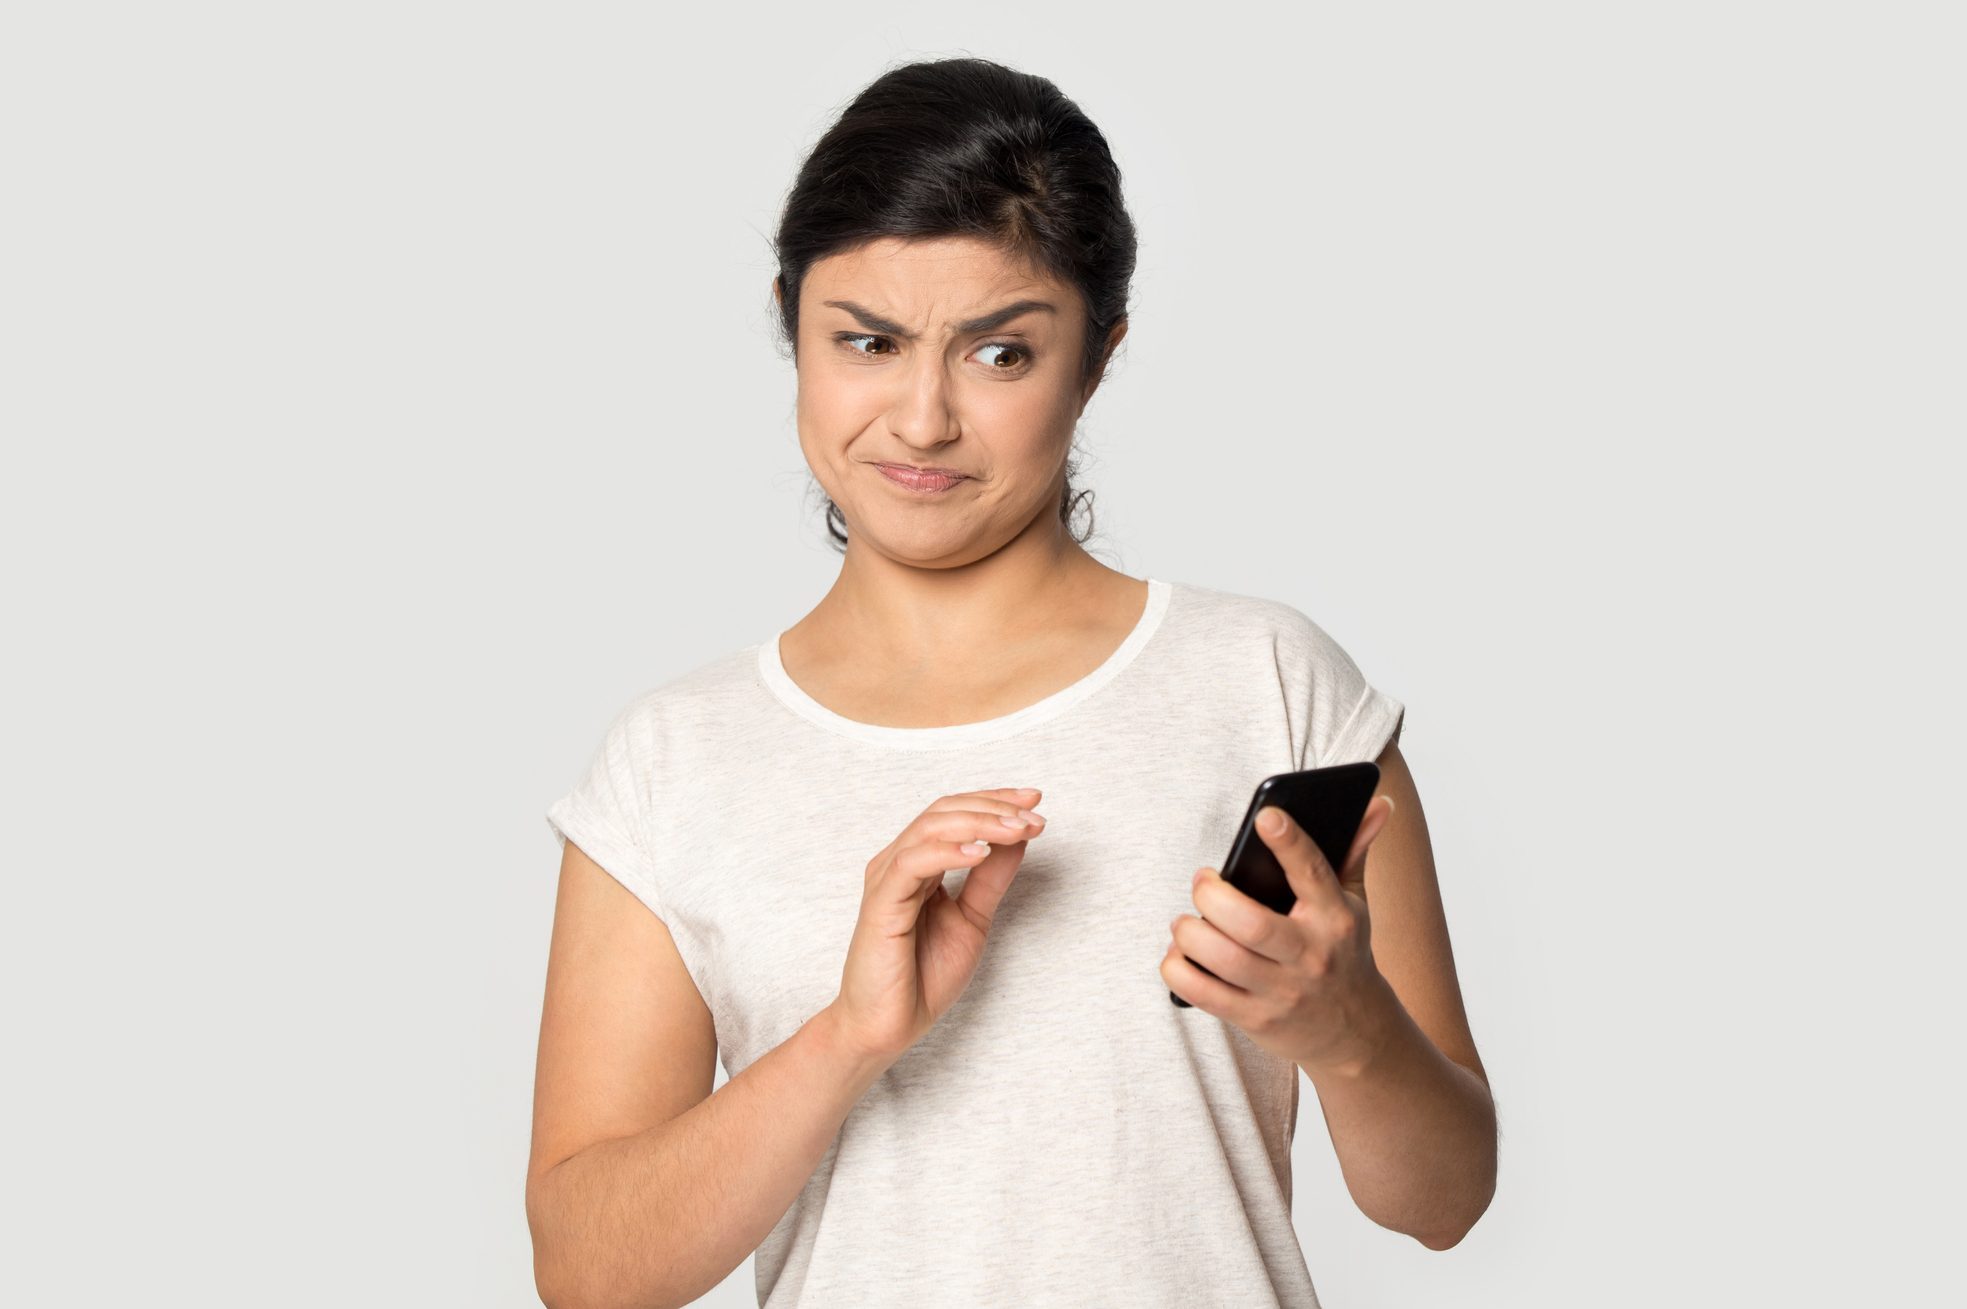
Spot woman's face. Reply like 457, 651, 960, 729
784, 235, 1116, 567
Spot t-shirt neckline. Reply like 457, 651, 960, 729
756, 577, 1174, 750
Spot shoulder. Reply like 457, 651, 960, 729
1164, 578, 1402, 768
1165, 577, 1359, 668
600, 643, 764, 732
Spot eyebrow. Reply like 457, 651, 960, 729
821, 298, 1057, 339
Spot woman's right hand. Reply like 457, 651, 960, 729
829, 787, 1047, 1064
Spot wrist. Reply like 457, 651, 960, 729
812, 1002, 900, 1084
1305, 971, 1410, 1082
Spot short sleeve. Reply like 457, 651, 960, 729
544, 697, 719, 1015
1322, 675, 1406, 768
544, 697, 671, 922
1282, 609, 1407, 769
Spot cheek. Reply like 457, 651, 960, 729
972, 377, 1079, 446
798, 364, 853, 415
796, 366, 877, 429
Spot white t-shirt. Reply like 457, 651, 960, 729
545, 577, 1406, 1309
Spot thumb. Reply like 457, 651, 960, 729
1258, 806, 1337, 912
1334, 795, 1396, 901
953, 840, 1026, 929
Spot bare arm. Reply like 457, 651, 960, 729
1297, 740, 1497, 1250
525, 840, 895, 1309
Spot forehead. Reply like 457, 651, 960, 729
804, 235, 1071, 310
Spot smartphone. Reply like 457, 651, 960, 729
1170, 761, 1381, 1008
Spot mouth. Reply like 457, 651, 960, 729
871, 462, 971, 493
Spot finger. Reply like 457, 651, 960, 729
1160, 936, 1256, 1018
1255, 806, 1346, 916
881, 837, 999, 899
867, 793, 1045, 884
930, 787, 1043, 811
916, 794, 1045, 831
951, 836, 1026, 926
859, 838, 996, 931
889, 835, 1023, 929
1191, 865, 1300, 965
917, 807, 1047, 845
1169, 911, 1274, 994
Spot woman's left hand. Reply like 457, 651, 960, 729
1162, 796, 1400, 1075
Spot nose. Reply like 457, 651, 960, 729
884, 351, 960, 449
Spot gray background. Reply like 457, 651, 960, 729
4, 3, 1959, 1305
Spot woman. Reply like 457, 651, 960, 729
528, 57, 1495, 1309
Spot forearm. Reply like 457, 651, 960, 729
1299, 976, 1497, 1250
532, 1003, 894, 1309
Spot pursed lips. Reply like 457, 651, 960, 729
872, 461, 969, 478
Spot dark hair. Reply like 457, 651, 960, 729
769, 57, 1139, 552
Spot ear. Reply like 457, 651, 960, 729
1079, 317, 1129, 410
771, 275, 783, 310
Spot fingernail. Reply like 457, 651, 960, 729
1259, 808, 1285, 836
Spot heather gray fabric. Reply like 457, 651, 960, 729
545, 576, 1406, 1308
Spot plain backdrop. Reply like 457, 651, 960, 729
4, 3, 1960, 1306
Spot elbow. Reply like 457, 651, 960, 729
529, 1192, 579, 1308
536, 1289, 626, 1309
1418, 1094, 1498, 1251
536, 1270, 670, 1309
1413, 1179, 1496, 1252
534, 1244, 684, 1309
530, 1187, 662, 1309
534, 1272, 571, 1309
1415, 1200, 1486, 1250
532, 1246, 587, 1309
534, 1242, 670, 1309
1416, 1224, 1470, 1252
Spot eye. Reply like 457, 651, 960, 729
975, 341, 1034, 373
835, 332, 896, 357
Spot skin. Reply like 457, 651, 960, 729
775, 234, 1496, 1248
